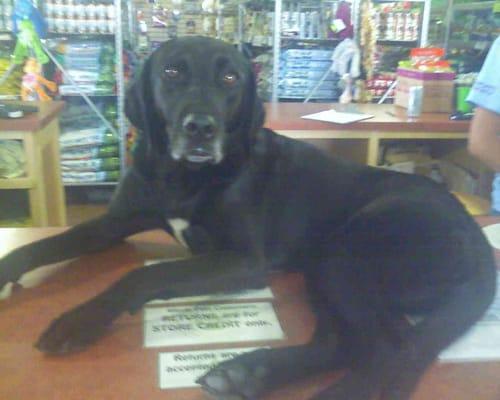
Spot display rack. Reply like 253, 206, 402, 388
271, 0, 358, 102
40, 0, 129, 186
444, 0, 498, 69
360, 0, 430, 103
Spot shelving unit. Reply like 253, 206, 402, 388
40, 0, 129, 186
271, 0, 358, 102
444, 0, 498, 72
360, 0, 430, 103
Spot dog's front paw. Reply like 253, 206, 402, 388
196, 349, 271, 400
35, 299, 118, 354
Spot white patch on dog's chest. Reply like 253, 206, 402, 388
167, 218, 190, 247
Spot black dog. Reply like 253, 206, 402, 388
0, 36, 496, 400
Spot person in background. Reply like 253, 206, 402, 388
467, 36, 500, 215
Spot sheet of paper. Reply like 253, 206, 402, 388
482, 223, 500, 250
301, 109, 374, 124
146, 287, 274, 305
144, 302, 285, 348
159, 347, 263, 389
439, 275, 500, 362
143, 259, 274, 304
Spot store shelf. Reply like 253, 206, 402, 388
60, 93, 117, 97
46, 33, 115, 39
453, 1, 495, 12
281, 37, 341, 42
376, 39, 418, 45
63, 181, 118, 187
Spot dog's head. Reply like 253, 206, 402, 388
126, 36, 264, 173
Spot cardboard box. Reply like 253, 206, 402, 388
395, 68, 456, 113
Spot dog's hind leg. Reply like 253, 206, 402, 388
378, 275, 496, 400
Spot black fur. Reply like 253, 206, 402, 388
0, 37, 496, 400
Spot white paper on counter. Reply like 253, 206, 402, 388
159, 347, 263, 389
144, 302, 285, 348
301, 109, 374, 124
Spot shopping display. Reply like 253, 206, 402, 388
58, 99, 120, 184
279, 48, 339, 100
0, 0, 497, 189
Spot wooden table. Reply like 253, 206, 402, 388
0, 101, 66, 226
264, 103, 470, 166
0, 218, 499, 400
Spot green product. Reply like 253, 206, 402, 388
100, 157, 120, 170
105, 170, 121, 181
456, 85, 472, 113
97, 145, 119, 158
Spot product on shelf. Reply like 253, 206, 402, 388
0, 140, 25, 179
0, 54, 23, 96
61, 156, 120, 172
60, 144, 119, 160
59, 97, 120, 184
135, 0, 242, 49
374, 1, 420, 42
278, 47, 339, 100
360, 0, 376, 80
60, 127, 119, 149
0, 0, 14, 31
395, 48, 456, 113
365, 72, 396, 101
53, 40, 116, 96
62, 170, 120, 183
44, 0, 116, 34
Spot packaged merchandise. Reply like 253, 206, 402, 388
61, 157, 120, 172
0, 140, 25, 179
60, 145, 119, 160
44, 0, 116, 34
60, 127, 118, 149
278, 48, 339, 100
62, 170, 120, 183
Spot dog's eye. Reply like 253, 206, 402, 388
165, 68, 180, 79
222, 72, 238, 86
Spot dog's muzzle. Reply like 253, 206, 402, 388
171, 113, 224, 164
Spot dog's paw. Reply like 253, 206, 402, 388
35, 300, 117, 354
196, 349, 271, 400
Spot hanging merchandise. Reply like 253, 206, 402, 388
3, 0, 58, 101
21, 57, 57, 101
330, 38, 361, 104
332, 0, 354, 40
360, 0, 376, 81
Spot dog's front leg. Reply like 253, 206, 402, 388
35, 251, 266, 354
0, 212, 163, 291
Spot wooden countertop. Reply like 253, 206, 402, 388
0, 218, 498, 400
0, 101, 65, 132
264, 103, 470, 133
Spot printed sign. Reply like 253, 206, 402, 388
159, 347, 263, 389
147, 287, 274, 305
144, 302, 285, 348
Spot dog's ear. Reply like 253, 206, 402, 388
237, 63, 265, 150
125, 56, 166, 177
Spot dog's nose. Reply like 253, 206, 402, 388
182, 114, 216, 139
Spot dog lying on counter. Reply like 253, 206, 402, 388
0, 36, 496, 400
